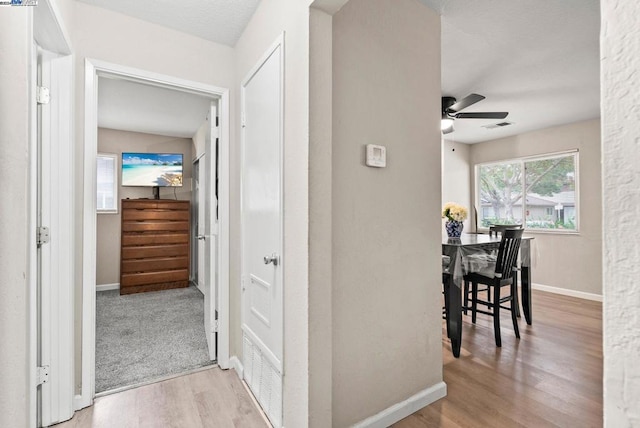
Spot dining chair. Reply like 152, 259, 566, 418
442, 256, 451, 322
489, 223, 523, 237
464, 228, 524, 347
484, 223, 524, 315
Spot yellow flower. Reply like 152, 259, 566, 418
442, 202, 468, 222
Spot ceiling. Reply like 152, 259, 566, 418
85, 0, 600, 144
98, 77, 214, 138
420, 0, 601, 143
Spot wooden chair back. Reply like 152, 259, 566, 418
489, 223, 523, 237
494, 228, 524, 278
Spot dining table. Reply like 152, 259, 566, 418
442, 233, 534, 357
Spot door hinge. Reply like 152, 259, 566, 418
241, 113, 246, 128
241, 275, 247, 292
36, 86, 50, 105
213, 320, 219, 333
36, 366, 50, 386
37, 226, 50, 245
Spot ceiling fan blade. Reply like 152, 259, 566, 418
455, 112, 509, 119
442, 125, 454, 134
448, 93, 485, 112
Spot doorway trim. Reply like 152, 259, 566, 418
80, 59, 230, 409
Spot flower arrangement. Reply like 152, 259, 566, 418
442, 202, 468, 222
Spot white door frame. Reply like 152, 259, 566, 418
30, 1, 74, 426
80, 59, 231, 409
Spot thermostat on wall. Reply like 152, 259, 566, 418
366, 144, 386, 168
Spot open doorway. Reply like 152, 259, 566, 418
80, 60, 230, 407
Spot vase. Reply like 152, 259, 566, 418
445, 220, 464, 238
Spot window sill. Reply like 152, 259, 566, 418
477, 228, 579, 236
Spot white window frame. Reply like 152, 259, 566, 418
97, 152, 118, 214
475, 150, 579, 234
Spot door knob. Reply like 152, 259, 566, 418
197, 235, 206, 241
263, 253, 279, 266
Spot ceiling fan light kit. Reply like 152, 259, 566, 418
441, 93, 509, 134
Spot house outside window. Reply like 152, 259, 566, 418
476, 151, 578, 232
97, 153, 118, 213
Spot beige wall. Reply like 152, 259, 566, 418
234, 0, 312, 425
309, 6, 334, 427
469, 119, 602, 296
0, 8, 32, 428
601, 0, 640, 424
96, 128, 193, 286
72, 1, 235, 394
442, 139, 472, 231
331, 0, 443, 426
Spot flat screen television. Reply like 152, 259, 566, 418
121, 152, 184, 187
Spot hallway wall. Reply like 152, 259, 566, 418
0, 9, 32, 428
330, 0, 444, 425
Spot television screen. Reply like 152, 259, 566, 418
121, 152, 183, 187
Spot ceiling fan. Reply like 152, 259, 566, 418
441, 93, 509, 134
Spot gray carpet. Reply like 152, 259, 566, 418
96, 286, 212, 393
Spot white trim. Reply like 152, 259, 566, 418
39, 51, 75, 426
33, 0, 73, 55
531, 283, 602, 302
81, 59, 231, 408
352, 382, 447, 428
217, 91, 231, 370
30, 2, 74, 425
73, 395, 83, 411
79, 59, 98, 410
230, 356, 244, 379
96, 283, 120, 292
28, 35, 37, 428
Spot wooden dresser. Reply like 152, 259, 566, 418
120, 199, 190, 295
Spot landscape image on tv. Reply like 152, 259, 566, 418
122, 153, 183, 187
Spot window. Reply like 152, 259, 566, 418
97, 153, 118, 213
476, 151, 578, 232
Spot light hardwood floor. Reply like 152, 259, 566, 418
395, 289, 603, 427
55, 290, 602, 428
54, 367, 269, 428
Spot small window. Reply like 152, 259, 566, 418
97, 153, 118, 213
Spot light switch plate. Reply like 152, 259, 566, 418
366, 144, 386, 167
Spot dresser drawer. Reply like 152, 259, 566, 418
122, 209, 189, 222
121, 233, 189, 247
121, 256, 189, 274
122, 221, 189, 233
122, 244, 189, 260
121, 269, 189, 287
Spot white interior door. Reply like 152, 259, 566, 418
201, 103, 219, 361
241, 36, 284, 428
37, 50, 74, 426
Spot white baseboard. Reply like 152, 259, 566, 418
352, 381, 447, 428
73, 393, 90, 411
96, 283, 119, 292
531, 282, 602, 302
229, 356, 244, 379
